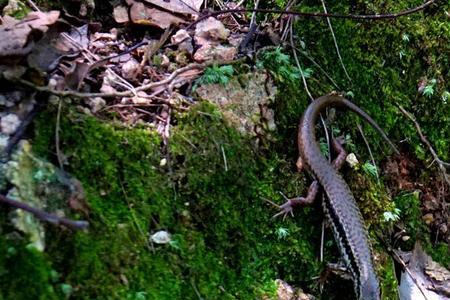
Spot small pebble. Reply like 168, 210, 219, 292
150, 230, 171, 244
1, 113, 20, 135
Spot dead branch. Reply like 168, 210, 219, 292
12, 59, 243, 99
187, 0, 437, 29
320, 0, 351, 83
398, 105, 450, 187
0, 194, 89, 230
392, 249, 431, 300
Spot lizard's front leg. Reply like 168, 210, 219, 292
272, 137, 347, 219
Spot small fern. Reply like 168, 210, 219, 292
422, 79, 437, 98
257, 48, 313, 83
194, 65, 234, 89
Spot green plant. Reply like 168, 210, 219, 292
382, 208, 401, 223
393, 190, 425, 247
362, 162, 378, 179
257, 48, 313, 83
441, 90, 450, 104
194, 65, 234, 89
276, 227, 289, 240
422, 79, 437, 98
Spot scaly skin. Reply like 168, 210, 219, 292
298, 94, 398, 300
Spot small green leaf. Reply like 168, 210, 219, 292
423, 85, 434, 98
362, 162, 378, 178
346, 91, 355, 98
402, 33, 410, 42
60, 284, 73, 297
276, 227, 289, 239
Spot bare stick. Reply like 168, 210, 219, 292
0, 194, 88, 230
398, 105, 450, 187
357, 123, 380, 183
55, 98, 64, 170
320, 0, 351, 82
289, 28, 313, 101
186, 0, 437, 29
392, 249, 431, 300
26, 0, 41, 11
13, 59, 243, 99
221, 145, 228, 172
289, 27, 332, 162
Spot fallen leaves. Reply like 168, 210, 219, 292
384, 153, 450, 245
115, 0, 202, 29
129, 2, 185, 29
0, 11, 60, 61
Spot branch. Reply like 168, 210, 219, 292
12, 59, 243, 99
398, 105, 450, 187
0, 194, 89, 230
187, 0, 437, 29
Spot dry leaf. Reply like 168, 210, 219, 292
129, 2, 185, 29
0, 11, 60, 60
142, 0, 202, 15
113, 5, 129, 23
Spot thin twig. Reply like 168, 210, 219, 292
295, 46, 340, 89
398, 105, 450, 187
55, 98, 64, 170
61, 33, 137, 95
186, 0, 437, 29
320, 217, 325, 262
320, 0, 352, 82
250, 0, 260, 27
289, 27, 331, 159
26, 0, 41, 11
357, 123, 380, 183
392, 250, 431, 300
191, 279, 204, 300
289, 28, 313, 100
279, 0, 297, 41
119, 181, 154, 253
13, 60, 243, 99
0, 194, 88, 230
221, 145, 228, 171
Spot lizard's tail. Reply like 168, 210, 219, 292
315, 94, 400, 155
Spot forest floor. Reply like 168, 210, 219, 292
0, 0, 449, 299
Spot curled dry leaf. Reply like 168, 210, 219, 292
27, 23, 85, 73
0, 11, 60, 60
142, 0, 202, 15
129, 2, 185, 29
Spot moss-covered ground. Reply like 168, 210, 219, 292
0, 0, 449, 299
1, 102, 324, 299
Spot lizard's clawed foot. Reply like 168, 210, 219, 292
264, 181, 319, 220
264, 192, 307, 220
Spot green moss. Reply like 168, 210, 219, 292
394, 191, 450, 268
281, 0, 450, 161
2, 1, 449, 298
0, 231, 59, 300
0, 102, 328, 299
427, 242, 450, 269
378, 259, 398, 300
